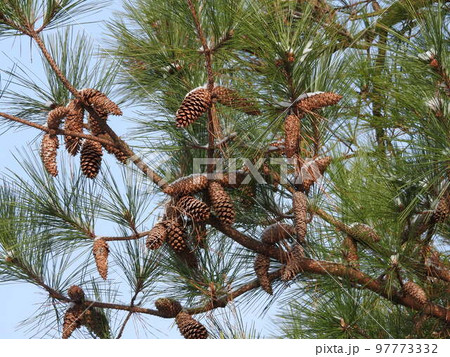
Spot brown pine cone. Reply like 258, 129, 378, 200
403, 281, 427, 305
261, 223, 296, 244
93, 238, 109, 280
68, 285, 85, 302
254, 254, 272, 294
297, 92, 342, 112
62, 304, 83, 339
155, 298, 182, 318
79, 88, 122, 116
212, 86, 261, 115
97, 133, 129, 164
176, 196, 210, 222
432, 194, 449, 223
80, 139, 103, 178
80, 307, 110, 339
293, 191, 308, 243
176, 88, 211, 127
284, 114, 301, 158
64, 99, 84, 156
350, 223, 381, 243
175, 311, 208, 339
281, 244, 305, 281
47, 106, 68, 130
146, 223, 167, 250
315, 156, 332, 174
342, 235, 359, 267
164, 219, 187, 252
88, 111, 107, 136
41, 134, 59, 177
164, 174, 208, 196
208, 181, 235, 225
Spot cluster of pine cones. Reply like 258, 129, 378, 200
40, 88, 128, 179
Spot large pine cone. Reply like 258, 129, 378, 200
261, 223, 296, 244
164, 174, 208, 196
47, 106, 68, 130
254, 254, 272, 294
41, 134, 59, 177
281, 244, 305, 281
212, 86, 261, 115
292, 191, 308, 243
146, 223, 167, 250
432, 194, 449, 223
164, 219, 187, 252
297, 92, 342, 112
80, 139, 103, 178
79, 88, 122, 116
403, 281, 427, 305
176, 88, 211, 127
62, 304, 83, 339
64, 99, 84, 155
93, 238, 109, 280
175, 312, 208, 339
176, 196, 210, 222
155, 298, 182, 318
208, 181, 235, 225
284, 114, 301, 158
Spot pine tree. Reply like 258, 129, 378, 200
0, 0, 449, 340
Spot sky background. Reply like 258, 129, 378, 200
0, 0, 280, 339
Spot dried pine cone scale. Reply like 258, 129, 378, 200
93, 238, 109, 280
208, 181, 235, 225
175, 311, 208, 339
80, 139, 103, 178
176, 88, 211, 127
284, 114, 300, 158
254, 254, 272, 294
41, 134, 59, 177
164, 174, 208, 196
261, 223, 296, 244
146, 223, 167, 250
64, 99, 84, 156
212, 86, 261, 115
297, 92, 342, 112
293, 191, 308, 243
176, 195, 210, 222
79, 88, 122, 116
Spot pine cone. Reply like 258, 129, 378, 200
164, 219, 187, 252
41, 134, 59, 177
79, 88, 122, 116
281, 244, 305, 281
315, 156, 332, 174
88, 111, 107, 136
97, 133, 129, 164
164, 174, 208, 196
254, 254, 272, 294
155, 298, 182, 318
80, 307, 110, 339
293, 191, 308, 243
68, 285, 85, 302
80, 139, 103, 178
176, 88, 211, 127
176, 196, 210, 222
146, 223, 167, 250
432, 194, 449, 223
284, 114, 300, 158
208, 181, 235, 225
64, 99, 84, 155
212, 86, 261, 115
297, 92, 342, 112
350, 223, 381, 243
403, 281, 427, 305
175, 311, 208, 339
342, 235, 359, 267
62, 304, 83, 339
261, 223, 296, 244
93, 238, 109, 280
47, 106, 68, 130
